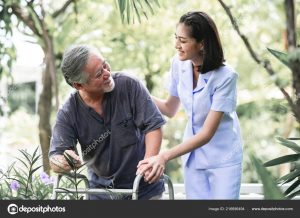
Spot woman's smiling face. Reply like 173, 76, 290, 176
174, 23, 203, 63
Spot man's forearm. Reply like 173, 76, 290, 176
144, 128, 163, 158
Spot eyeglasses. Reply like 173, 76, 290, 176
95, 60, 111, 79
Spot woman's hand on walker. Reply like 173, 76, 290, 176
136, 154, 167, 184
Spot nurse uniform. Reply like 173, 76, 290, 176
168, 55, 243, 199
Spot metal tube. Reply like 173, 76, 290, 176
132, 174, 143, 200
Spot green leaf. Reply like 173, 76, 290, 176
281, 175, 299, 185
32, 146, 39, 160
6, 162, 16, 175
4, 180, 12, 193
119, 0, 126, 14
63, 152, 75, 169
126, 0, 131, 24
287, 137, 300, 140
61, 174, 76, 186
264, 154, 300, 167
250, 154, 285, 199
276, 137, 300, 153
29, 165, 42, 179
12, 168, 27, 184
78, 162, 87, 170
117, 0, 126, 23
15, 157, 29, 169
19, 149, 31, 164
144, 0, 155, 15
284, 179, 300, 195
133, 1, 141, 23
277, 169, 300, 184
32, 155, 41, 166
76, 180, 83, 186
286, 189, 300, 199
153, 0, 160, 7
116, 0, 158, 24
18, 168, 29, 179
267, 48, 291, 69
8, 177, 26, 187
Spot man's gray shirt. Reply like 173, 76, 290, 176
49, 73, 166, 199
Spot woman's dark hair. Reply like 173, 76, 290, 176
179, 11, 224, 73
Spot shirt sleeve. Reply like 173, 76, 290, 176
167, 57, 179, 97
130, 79, 166, 133
211, 73, 237, 113
49, 109, 78, 157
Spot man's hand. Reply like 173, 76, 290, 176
49, 150, 82, 173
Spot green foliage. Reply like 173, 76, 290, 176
237, 97, 290, 183
264, 137, 300, 199
287, 48, 300, 63
0, 146, 89, 200
1, 0, 298, 186
7, 82, 36, 115
58, 149, 88, 200
56, 172, 86, 200
267, 47, 300, 89
250, 154, 285, 199
267, 48, 291, 69
264, 154, 300, 167
274, 137, 300, 153
0, 147, 54, 199
116, 0, 160, 24
268, 47, 300, 71
0, 0, 17, 78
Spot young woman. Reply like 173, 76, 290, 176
137, 11, 243, 199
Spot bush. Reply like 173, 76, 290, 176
0, 147, 55, 200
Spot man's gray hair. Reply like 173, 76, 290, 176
61, 45, 92, 87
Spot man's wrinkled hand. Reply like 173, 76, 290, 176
50, 150, 82, 173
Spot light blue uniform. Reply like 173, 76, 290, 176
168, 55, 243, 199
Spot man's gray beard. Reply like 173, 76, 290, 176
104, 78, 115, 93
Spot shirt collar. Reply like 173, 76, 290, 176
193, 71, 212, 93
180, 61, 193, 92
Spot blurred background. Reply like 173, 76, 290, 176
0, 0, 299, 184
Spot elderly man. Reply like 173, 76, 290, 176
49, 45, 165, 199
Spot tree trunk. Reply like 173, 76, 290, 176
38, 30, 57, 174
284, 0, 296, 50
38, 54, 52, 174
278, 0, 300, 178
284, 0, 300, 123
292, 60, 300, 123
9, 0, 72, 175
145, 74, 154, 92
278, 114, 295, 176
